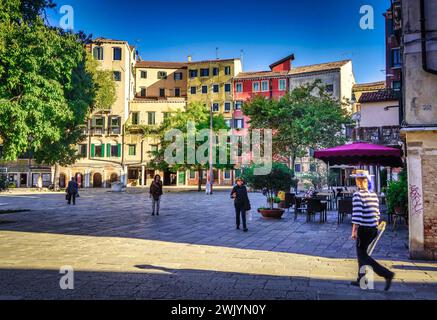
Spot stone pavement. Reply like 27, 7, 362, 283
0, 189, 436, 300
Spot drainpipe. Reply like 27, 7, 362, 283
420, 0, 437, 75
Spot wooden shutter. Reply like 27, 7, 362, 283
101, 144, 105, 157
107, 144, 111, 157
118, 144, 122, 157
91, 144, 95, 157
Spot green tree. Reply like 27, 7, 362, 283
0, 0, 116, 189
145, 102, 233, 191
243, 80, 352, 177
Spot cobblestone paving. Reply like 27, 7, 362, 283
0, 189, 436, 300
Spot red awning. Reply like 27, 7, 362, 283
314, 142, 403, 167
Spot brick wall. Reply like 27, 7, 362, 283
422, 154, 437, 259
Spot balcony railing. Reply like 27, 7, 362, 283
350, 126, 401, 146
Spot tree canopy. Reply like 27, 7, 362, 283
242, 80, 352, 175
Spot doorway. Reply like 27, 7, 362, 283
20, 173, 27, 187
93, 173, 103, 188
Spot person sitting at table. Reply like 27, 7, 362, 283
304, 187, 315, 199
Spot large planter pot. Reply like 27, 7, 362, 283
111, 182, 123, 192
258, 208, 285, 219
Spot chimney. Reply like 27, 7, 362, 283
187, 55, 192, 62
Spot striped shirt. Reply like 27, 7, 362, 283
352, 190, 380, 227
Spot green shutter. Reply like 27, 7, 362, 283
91, 144, 95, 157
118, 144, 122, 157
101, 143, 105, 157
107, 144, 111, 157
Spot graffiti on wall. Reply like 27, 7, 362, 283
409, 184, 424, 216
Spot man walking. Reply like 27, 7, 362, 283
66, 177, 78, 205
149, 174, 163, 216
350, 170, 394, 291
230, 177, 251, 232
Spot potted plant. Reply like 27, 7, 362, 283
241, 162, 293, 219
386, 169, 408, 216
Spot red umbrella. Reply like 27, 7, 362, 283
314, 142, 403, 167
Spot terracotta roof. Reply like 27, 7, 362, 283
358, 89, 400, 103
93, 37, 128, 44
288, 60, 351, 75
235, 60, 351, 80
353, 81, 386, 92
269, 54, 295, 70
188, 58, 240, 65
135, 61, 187, 69
234, 70, 289, 80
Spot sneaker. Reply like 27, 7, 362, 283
350, 281, 360, 287
243, 228, 248, 232
384, 272, 395, 291
152, 213, 155, 216
236, 226, 240, 230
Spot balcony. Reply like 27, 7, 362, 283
350, 126, 401, 146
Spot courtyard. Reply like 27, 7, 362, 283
0, 188, 436, 300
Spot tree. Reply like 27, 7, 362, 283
242, 80, 352, 177
0, 1, 116, 189
241, 162, 293, 209
145, 102, 233, 191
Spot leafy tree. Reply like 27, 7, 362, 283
243, 80, 352, 177
241, 162, 293, 209
144, 102, 233, 191
0, 0, 116, 189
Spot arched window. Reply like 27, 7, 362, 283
93, 46, 104, 60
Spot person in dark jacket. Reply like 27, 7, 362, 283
149, 174, 163, 216
66, 177, 79, 205
230, 177, 251, 232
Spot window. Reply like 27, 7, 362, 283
392, 81, 401, 91
109, 117, 121, 134
92, 116, 104, 134
392, 48, 401, 68
224, 170, 231, 180
175, 88, 181, 97
189, 170, 196, 179
128, 144, 136, 156
234, 119, 244, 129
190, 86, 197, 94
224, 102, 232, 113
235, 82, 243, 93
140, 71, 147, 79
213, 84, 219, 93
93, 46, 104, 60
279, 79, 286, 91
212, 103, 220, 112
253, 82, 260, 92
174, 72, 183, 80
213, 67, 219, 76
157, 71, 167, 79
78, 144, 87, 157
200, 68, 210, 77
131, 112, 139, 125
235, 101, 243, 110
225, 119, 232, 128
224, 66, 231, 75
189, 69, 198, 78
294, 164, 301, 173
113, 71, 121, 81
224, 83, 231, 93
94, 145, 103, 157
326, 84, 334, 93
110, 144, 119, 157
159, 88, 165, 97
261, 81, 269, 92
113, 47, 122, 61
202, 85, 208, 94
148, 112, 156, 125
140, 87, 146, 97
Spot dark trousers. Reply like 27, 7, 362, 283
67, 193, 76, 205
235, 204, 247, 229
356, 226, 392, 280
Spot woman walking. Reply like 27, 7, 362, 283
350, 170, 394, 291
230, 177, 251, 232
149, 174, 163, 216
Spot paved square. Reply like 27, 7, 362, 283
0, 189, 436, 300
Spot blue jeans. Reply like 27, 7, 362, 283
152, 197, 160, 214
235, 204, 247, 229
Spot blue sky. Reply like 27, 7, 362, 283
47, 0, 390, 84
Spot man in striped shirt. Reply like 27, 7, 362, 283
351, 170, 394, 291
